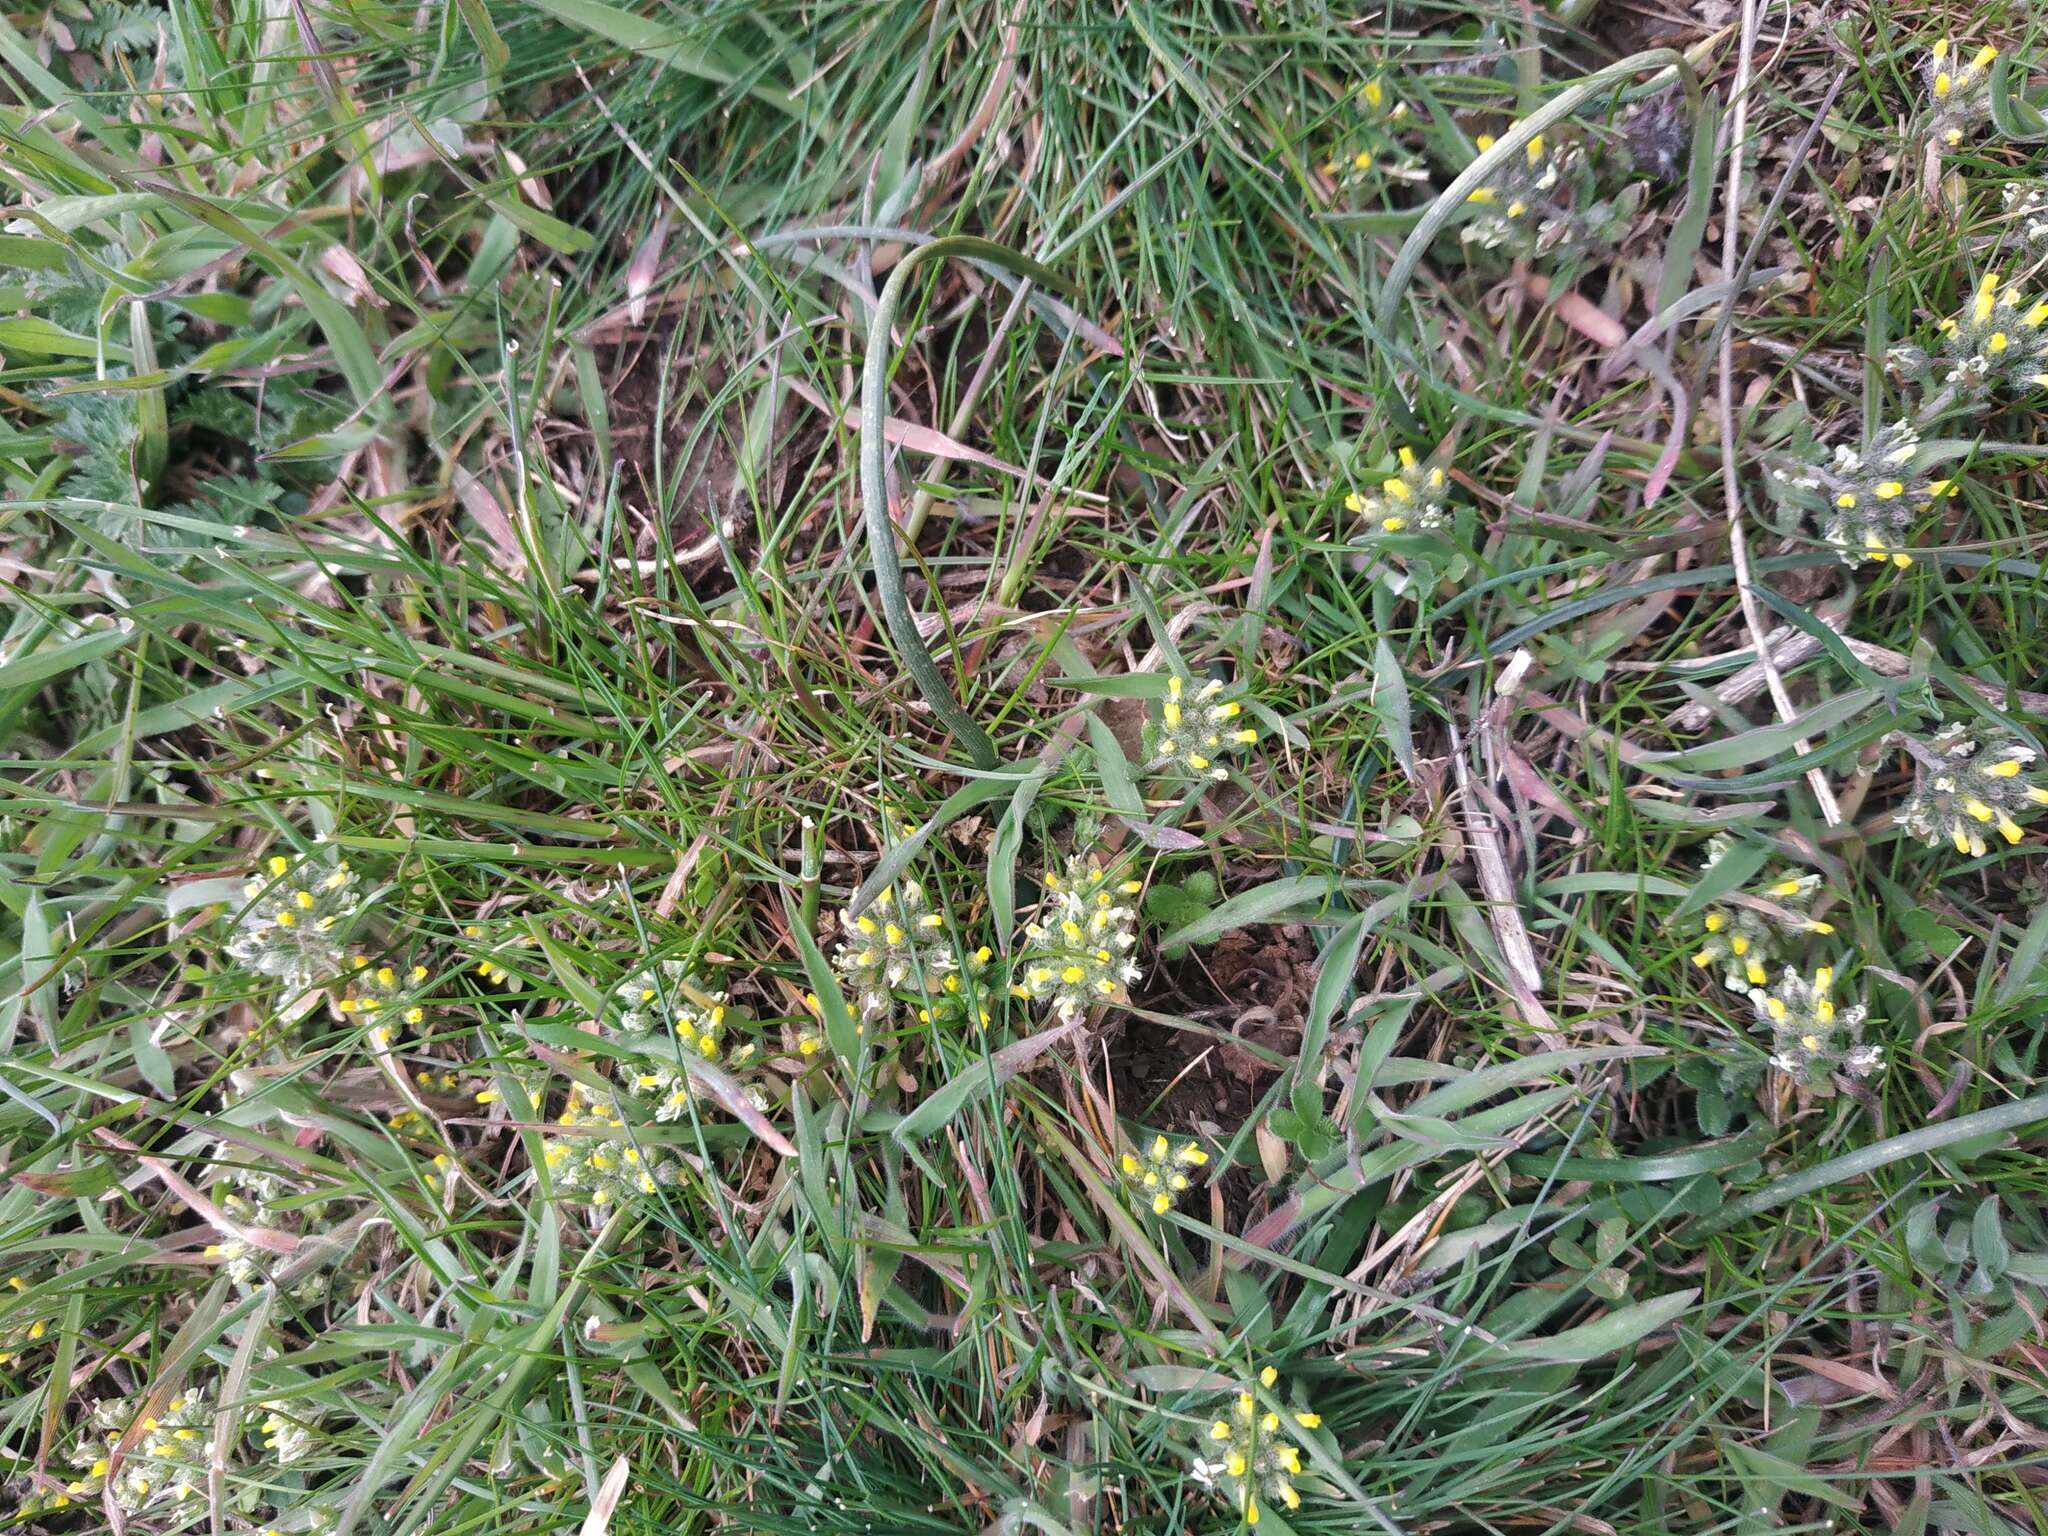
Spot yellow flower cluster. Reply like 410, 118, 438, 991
1926, 39, 1998, 147
1148, 673, 1258, 783
1120, 1133, 1207, 1215
1013, 854, 1143, 1020
108, 1389, 214, 1511
831, 878, 958, 1019
226, 852, 361, 987
461, 924, 536, 988
542, 1085, 677, 1206
0, 1273, 47, 1368
257, 1400, 315, 1463
1753, 965, 1880, 1084
1346, 445, 1451, 534
1318, 77, 1413, 183
1462, 124, 1563, 248
611, 963, 762, 1119
1191, 1367, 1324, 1526
1900, 725, 2046, 857
339, 954, 429, 1047
1787, 419, 1958, 569
1937, 271, 2048, 393
1688, 871, 1832, 994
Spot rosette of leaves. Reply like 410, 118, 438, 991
1901, 1197, 2048, 1359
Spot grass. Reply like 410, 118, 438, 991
4, 0, 2048, 1533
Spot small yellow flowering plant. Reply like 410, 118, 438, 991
203, 1142, 338, 1296
1896, 723, 2046, 857
461, 923, 536, 988
610, 960, 761, 1119
1120, 1132, 1208, 1215
1318, 76, 1419, 190
226, 851, 362, 988
1925, 39, 1999, 148
256, 1399, 318, 1464
1461, 124, 1566, 249
542, 1085, 680, 1207
110, 1388, 216, 1511
1936, 272, 2048, 394
831, 877, 957, 1020
339, 954, 429, 1047
1688, 865, 1834, 995
1190, 1366, 1325, 1526
1146, 673, 1258, 783
0, 1272, 49, 1370
1769, 419, 1957, 569
1752, 965, 1880, 1087
1013, 853, 1143, 1020
1346, 446, 1452, 535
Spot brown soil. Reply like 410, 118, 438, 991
1110, 921, 1320, 1134
588, 317, 744, 593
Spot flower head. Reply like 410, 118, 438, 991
610, 961, 760, 1118
831, 878, 957, 1020
1120, 1133, 1208, 1215
1899, 723, 2044, 857
108, 1387, 216, 1510
1346, 446, 1451, 535
1773, 419, 1958, 569
543, 1085, 681, 1206
339, 954, 430, 1047
1147, 674, 1258, 782
1461, 123, 1566, 248
1753, 965, 1878, 1085
1013, 854, 1142, 1020
1189, 1368, 1324, 1527
461, 924, 535, 988
915, 944, 995, 1030
1687, 869, 1833, 994
1926, 38, 1998, 148
225, 852, 361, 988
2003, 181, 2048, 252
257, 1400, 317, 1464
1937, 271, 2048, 393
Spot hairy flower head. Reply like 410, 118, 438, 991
1148, 673, 1258, 782
832, 878, 957, 1019
1772, 419, 1958, 569
1926, 38, 1998, 147
1189, 1367, 1325, 1526
226, 852, 361, 988
1013, 854, 1142, 1020
1346, 446, 1451, 535
1120, 1133, 1208, 1215
1937, 271, 2048, 393
1461, 123, 1565, 248
611, 961, 760, 1119
1688, 867, 1833, 994
1899, 724, 2044, 857
544, 1085, 680, 1206
1753, 965, 1878, 1085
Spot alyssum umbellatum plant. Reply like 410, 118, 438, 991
1190, 1367, 1325, 1526
831, 877, 956, 1020
1346, 445, 1452, 535
1120, 1132, 1208, 1215
1752, 964, 1880, 1086
1147, 673, 1259, 782
1013, 854, 1143, 1021
226, 852, 362, 988
1894, 722, 2046, 857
